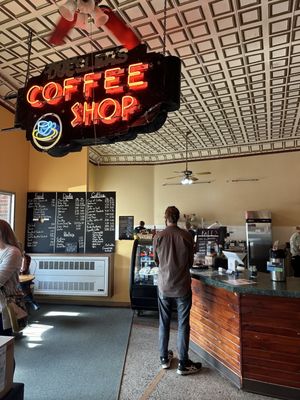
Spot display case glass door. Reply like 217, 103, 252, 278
134, 241, 158, 286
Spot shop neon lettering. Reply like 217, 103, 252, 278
70, 96, 139, 127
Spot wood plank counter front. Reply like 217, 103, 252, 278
190, 270, 300, 400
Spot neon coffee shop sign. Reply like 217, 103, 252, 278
15, 45, 181, 157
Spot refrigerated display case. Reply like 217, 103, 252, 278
129, 238, 158, 314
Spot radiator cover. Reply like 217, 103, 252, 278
29, 255, 110, 296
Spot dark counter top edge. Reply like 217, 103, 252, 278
190, 270, 300, 298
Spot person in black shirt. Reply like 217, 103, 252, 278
185, 221, 196, 241
134, 221, 147, 234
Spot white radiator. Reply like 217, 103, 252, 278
29, 255, 109, 296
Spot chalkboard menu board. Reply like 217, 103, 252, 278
119, 216, 134, 240
25, 193, 56, 253
85, 192, 115, 253
55, 192, 86, 253
196, 227, 227, 257
25, 192, 116, 254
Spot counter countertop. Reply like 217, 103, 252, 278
190, 268, 300, 298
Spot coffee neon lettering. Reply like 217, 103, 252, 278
104, 67, 125, 94
63, 77, 81, 101
128, 63, 149, 90
42, 82, 63, 106
83, 72, 102, 99
27, 62, 149, 106
27, 62, 148, 127
27, 85, 44, 108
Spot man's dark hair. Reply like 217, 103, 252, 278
140, 221, 145, 226
165, 206, 180, 223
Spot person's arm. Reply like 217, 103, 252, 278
0, 248, 21, 287
153, 235, 160, 265
185, 235, 195, 267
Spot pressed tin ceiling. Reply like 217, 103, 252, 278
1, 0, 300, 165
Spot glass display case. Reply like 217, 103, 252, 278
129, 239, 158, 313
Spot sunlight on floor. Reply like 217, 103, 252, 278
22, 323, 53, 346
44, 311, 80, 317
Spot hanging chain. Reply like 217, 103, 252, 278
24, 30, 33, 87
162, 0, 167, 55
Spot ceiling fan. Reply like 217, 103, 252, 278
48, 0, 141, 50
163, 134, 212, 186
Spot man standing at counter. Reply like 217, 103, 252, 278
153, 206, 202, 375
290, 225, 300, 277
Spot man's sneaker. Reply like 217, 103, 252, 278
160, 350, 173, 369
177, 359, 202, 375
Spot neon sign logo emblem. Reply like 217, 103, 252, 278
32, 113, 62, 150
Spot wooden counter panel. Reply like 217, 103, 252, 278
191, 319, 240, 357
191, 279, 241, 377
192, 297, 240, 336
241, 295, 300, 388
190, 332, 241, 374
243, 348, 300, 365
191, 309, 240, 345
243, 366, 300, 389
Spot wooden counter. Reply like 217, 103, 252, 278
190, 270, 300, 400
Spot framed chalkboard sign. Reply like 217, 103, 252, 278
85, 192, 116, 253
25, 191, 116, 254
119, 216, 134, 240
55, 192, 86, 253
25, 192, 56, 253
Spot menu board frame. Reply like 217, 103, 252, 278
25, 191, 116, 254
25, 192, 56, 253
119, 216, 134, 240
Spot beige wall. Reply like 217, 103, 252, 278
153, 152, 300, 228
0, 108, 29, 244
92, 151, 300, 246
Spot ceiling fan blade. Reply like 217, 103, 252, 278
192, 180, 213, 184
48, 15, 77, 45
162, 183, 183, 186
165, 175, 183, 180
195, 171, 211, 175
189, 176, 198, 181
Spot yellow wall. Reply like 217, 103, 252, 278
28, 146, 88, 192
88, 164, 154, 302
90, 164, 154, 224
0, 108, 29, 244
113, 240, 134, 302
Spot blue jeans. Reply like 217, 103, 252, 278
158, 290, 192, 362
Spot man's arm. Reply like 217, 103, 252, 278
153, 235, 160, 265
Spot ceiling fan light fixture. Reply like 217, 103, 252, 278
181, 177, 193, 185
75, 12, 89, 29
59, 0, 77, 21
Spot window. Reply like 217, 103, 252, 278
0, 191, 15, 228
